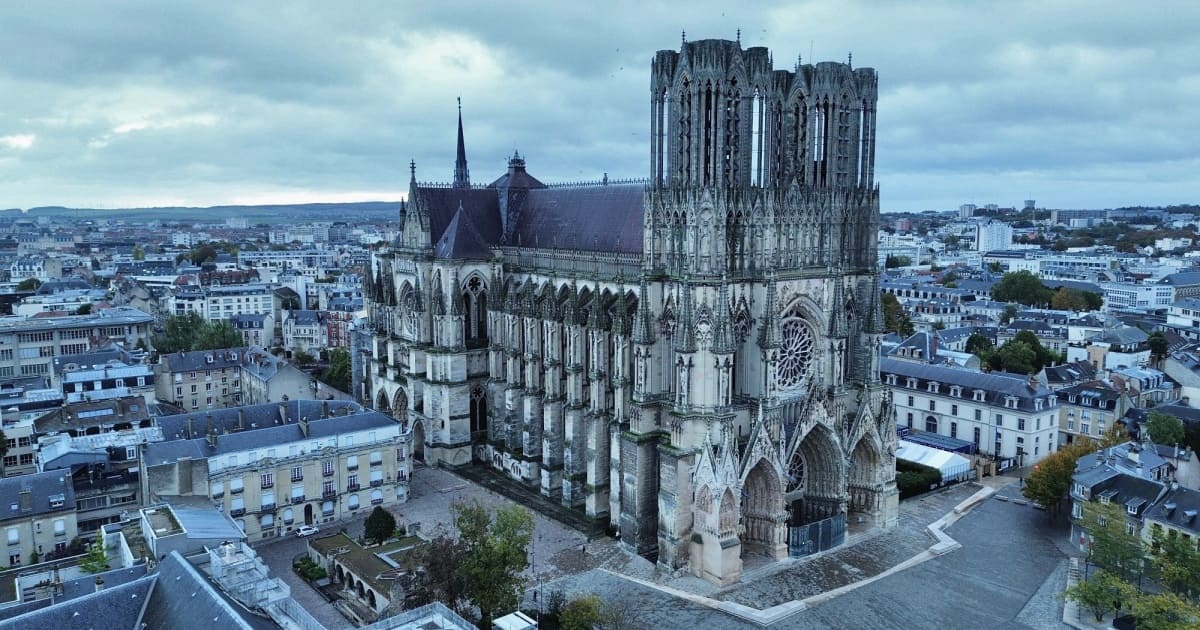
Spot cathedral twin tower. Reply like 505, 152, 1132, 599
365, 36, 898, 587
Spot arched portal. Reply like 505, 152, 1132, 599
786, 423, 845, 524
375, 390, 390, 414
847, 433, 884, 520
368, 589, 377, 609
741, 459, 787, 559
304, 504, 314, 526
392, 388, 408, 426
412, 420, 425, 463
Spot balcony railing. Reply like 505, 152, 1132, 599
261, 503, 275, 512
230, 508, 246, 517
322, 468, 334, 477
291, 495, 305, 504
370, 479, 383, 487
347, 484, 360, 492
322, 489, 337, 499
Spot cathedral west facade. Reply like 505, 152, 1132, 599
363, 37, 898, 585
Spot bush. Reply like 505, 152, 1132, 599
293, 556, 328, 581
896, 460, 942, 498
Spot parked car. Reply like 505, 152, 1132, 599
296, 525, 319, 537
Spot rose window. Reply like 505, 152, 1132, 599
777, 306, 814, 390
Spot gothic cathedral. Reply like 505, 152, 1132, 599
363, 37, 898, 586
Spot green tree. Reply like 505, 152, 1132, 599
453, 499, 534, 629
417, 535, 469, 613
194, 321, 243, 351
964, 333, 994, 357
1064, 569, 1137, 622
991, 271, 1053, 306
881, 292, 914, 337
1150, 523, 1200, 601
364, 506, 397, 545
79, 541, 110, 574
885, 255, 911, 268
1145, 412, 1186, 446
1148, 331, 1168, 363
987, 340, 1038, 374
988, 261, 1003, 273
1131, 591, 1200, 630
1000, 303, 1020, 325
320, 348, 351, 393
1086, 501, 1146, 584
561, 594, 606, 630
15, 278, 41, 291
132, 245, 145, 261
1022, 441, 1093, 515
74, 303, 93, 315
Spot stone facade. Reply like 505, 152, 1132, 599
363, 37, 898, 585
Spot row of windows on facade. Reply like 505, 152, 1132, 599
216, 449, 400, 477
2, 454, 34, 467
73, 376, 149, 391
904, 396, 1049, 431
231, 497, 372, 533
216, 473, 393, 506
6, 520, 68, 543
906, 415, 1052, 457
4, 327, 134, 345
889, 375, 1050, 410
176, 380, 238, 395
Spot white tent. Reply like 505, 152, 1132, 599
896, 439, 972, 482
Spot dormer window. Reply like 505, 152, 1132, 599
886, 374, 897, 386
1035, 399, 1044, 411
928, 382, 940, 394
950, 386, 962, 398
1005, 397, 1018, 409
973, 390, 985, 402
906, 378, 917, 389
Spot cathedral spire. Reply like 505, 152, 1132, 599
453, 97, 471, 189
758, 272, 781, 349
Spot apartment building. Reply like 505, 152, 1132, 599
155, 348, 246, 411
883, 357, 1060, 470
0, 307, 154, 380
142, 400, 410, 541
0, 470, 78, 568
1055, 381, 1132, 447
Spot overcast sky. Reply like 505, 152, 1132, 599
1, 1, 1196, 212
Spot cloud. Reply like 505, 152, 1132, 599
0, 134, 35, 150
0, 1, 1195, 211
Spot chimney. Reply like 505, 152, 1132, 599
299, 416, 309, 438
187, 416, 194, 440
94, 576, 104, 593
321, 400, 330, 419
279, 402, 287, 424
237, 409, 245, 431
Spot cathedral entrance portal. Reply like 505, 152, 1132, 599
412, 421, 425, 463
785, 423, 845, 526
740, 459, 787, 560
847, 433, 883, 525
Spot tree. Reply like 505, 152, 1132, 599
560, 594, 605, 630
132, 245, 145, 261
1131, 591, 1200, 630
320, 348, 351, 393
1086, 501, 1146, 584
1000, 303, 1020, 325
74, 303, 93, 315
15, 278, 41, 291
885, 255, 911, 268
991, 271, 1053, 306
1022, 441, 1093, 515
1064, 570, 1137, 622
364, 506, 397, 545
1150, 523, 1200, 601
987, 340, 1039, 374
1145, 412, 1185, 446
155, 313, 244, 353
964, 333, 994, 356
1148, 331, 1168, 363
79, 541, 110, 574
453, 499, 534, 629
416, 535, 469, 613
881, 292, 914, 337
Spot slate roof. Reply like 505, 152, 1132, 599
287, 310, 322, 326
435, 205, 494, 259
0, 574, 156, 630
141, 551, 260, 630
512, 184, 645, 253
1144, 486, 1200, 535
0, 469, 76, 520
880, 357, 1054, 411
1160, 271, 1200, 287
1042, 360, 1097, 386
412, 187, 502, 254
1076, 441, 1171, 478
146, 399, 394, 464
160, 347, 248, 373
1056, 382, 1123, 409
